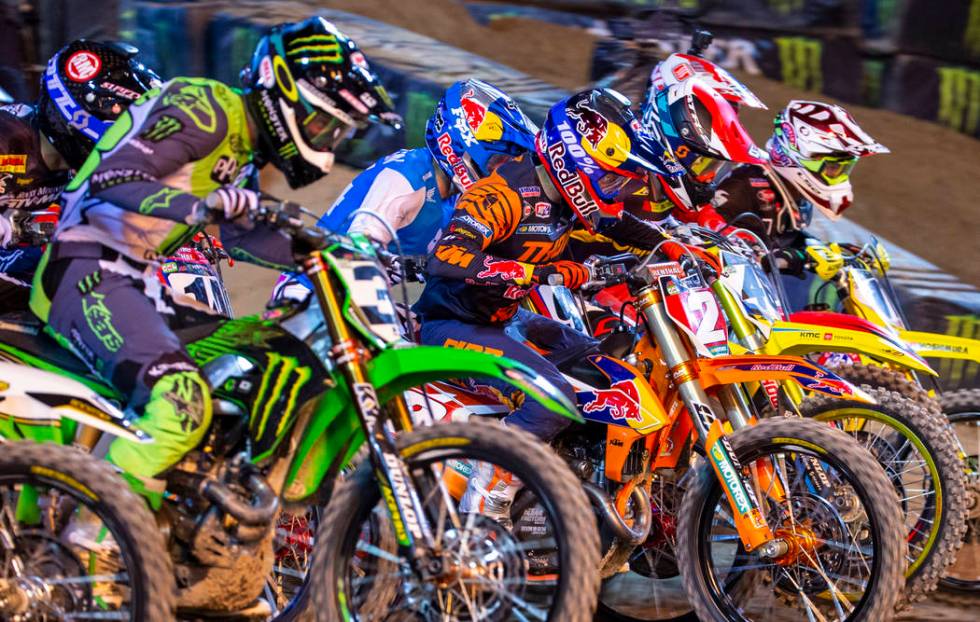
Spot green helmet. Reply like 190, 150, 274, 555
243, 17, 399, 188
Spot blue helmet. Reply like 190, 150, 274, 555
425, 79, 538, 192
537, 88, 683, 232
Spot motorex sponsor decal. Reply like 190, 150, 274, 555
709, 439, 752, 515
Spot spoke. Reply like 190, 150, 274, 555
354, 539, 402, 564
46, 573, 129, 585
64, 613, 131, 621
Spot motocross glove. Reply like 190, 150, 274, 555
764, 247, 806, 277
533, 260, 591, 290
211, 186, 259, 223
0, 213, 14, 248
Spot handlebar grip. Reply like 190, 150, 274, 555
547, 273, 565, 286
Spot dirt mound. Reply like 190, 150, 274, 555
322, 0, 595, 89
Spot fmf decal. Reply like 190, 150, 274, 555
65, 51, 101, 82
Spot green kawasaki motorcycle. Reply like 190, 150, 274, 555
0, 197, 601, 621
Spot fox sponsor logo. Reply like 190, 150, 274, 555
0, 155, 27, 174
581, 380, 641, 422
546, 135, 599, 218
567, 100, 607, 149
476, 256, 528, 282
65, 51, 101, 82
437, 132, 476, 189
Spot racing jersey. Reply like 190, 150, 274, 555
0, 104, 71, 276
414, 154, 668, 324
0, 104, 70, 213
53, 77, 292, 269
320, 148, 455, 254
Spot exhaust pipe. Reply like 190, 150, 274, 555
582, 481, 652, 545
201, 473, 279, 526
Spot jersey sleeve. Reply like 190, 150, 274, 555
345, 167, 427, 245
84, 80, 230, 223
425, 175, 533, 286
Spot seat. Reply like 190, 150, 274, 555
0, 312, 99, 380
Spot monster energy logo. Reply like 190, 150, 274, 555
141, 115, 182, 142
966, 0, 980, 58
937, 67, 980, 134
278, 142, 299, 158
287, 34, 342, 63
775, 37, 822, 93
250, 352, 312, 442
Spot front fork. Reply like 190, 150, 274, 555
308, 252, 433, 560
636, 286, 776, 553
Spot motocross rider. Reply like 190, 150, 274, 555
272, 78, 538, 301
569, 54, 769, 261
28, 17, 398, 485
710, 100, 888, 274
413, 89, 682, 521
0, 40, 161, 312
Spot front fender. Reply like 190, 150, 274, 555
764, 321, 936, 375
900, 330, 980, 363
698, 354, 875, 403
368, 345, 582, 423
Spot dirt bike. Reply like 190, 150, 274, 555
653, 227, 968, 605
413, 250, 908, 621
804, 238, 980, 594
0, 195, 601, 621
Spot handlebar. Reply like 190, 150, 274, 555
197, 191, 334, 253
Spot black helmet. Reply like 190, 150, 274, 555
37, 40, 161, 169
242, 17, 400, 189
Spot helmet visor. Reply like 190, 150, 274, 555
300, 109, 360, 152
800, 156, 857, 185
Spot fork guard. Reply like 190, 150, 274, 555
696, 354, 876, 403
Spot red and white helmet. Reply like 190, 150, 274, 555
648, 53, 766, 111
768, 100, 888, 220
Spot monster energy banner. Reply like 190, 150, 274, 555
884, 55, 980, 139
894, 0, 980, 66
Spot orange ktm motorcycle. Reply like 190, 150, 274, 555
410, 253, 907, 622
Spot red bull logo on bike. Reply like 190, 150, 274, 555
579, 380, 642, 423
476, 256, 531, 284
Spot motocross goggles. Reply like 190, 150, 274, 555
799, 155, 857, 185
300, 108, 365, 152
596, 170, 637, 201
687, 153, 734, 185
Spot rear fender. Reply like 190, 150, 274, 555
765, 320, 936, 375
0, 362, 146, 444
900, 330, 980, 363
282, 345, 584, 503
697, 354, 876, 403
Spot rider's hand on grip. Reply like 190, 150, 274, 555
210, 186, 259, 224
534, 260, 591, 290
0, 213, 14, 248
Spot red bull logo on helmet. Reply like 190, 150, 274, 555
580, 380, 642, 423
567, 100, 608, 150
460, 88, 487, 133
476, 256, 530, 283
545, 134, 599, 219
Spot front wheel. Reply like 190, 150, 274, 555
676, 417, 906, 622
0, 441, 175, 621
939, 388, 980, 593
309, 419, 601, 621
